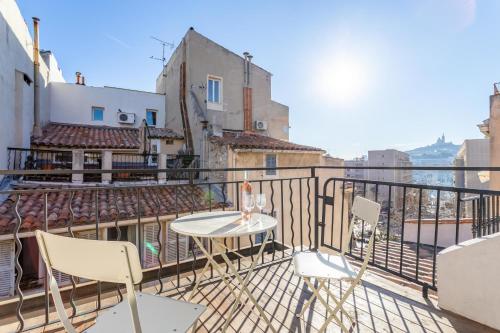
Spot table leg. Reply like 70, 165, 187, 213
191, 236, 239, 301
188, 259, 211, 301
214, 230, 277, 333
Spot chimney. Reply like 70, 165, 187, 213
32, 17, 42, 138
243, 52, 253, 132
75, 72, 81, 84
81, 75, 86, 85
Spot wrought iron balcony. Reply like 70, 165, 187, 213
0, 166, 498, 332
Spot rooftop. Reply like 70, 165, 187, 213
210, 131, 324, 152
31, 123, 183, 150
0, 184, 223, 235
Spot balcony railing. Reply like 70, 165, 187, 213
6, 148, 200, 183
0, 165, 499, 332
7, 148, 73, 182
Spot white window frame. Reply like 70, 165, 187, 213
207, 75, 223, 111
91, 106, 104, 121
263, 153, 278, 178
146, 109, 157, 127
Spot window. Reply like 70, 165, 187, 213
146, 109, 157, 126
91, 107, 104, 121
207, 76, 222, 109
265, 154, 277, 176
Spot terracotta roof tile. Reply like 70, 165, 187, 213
0, 185, 227, 235
210, 131, 324, 152
31, 123, 183, 149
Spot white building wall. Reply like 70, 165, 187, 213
1, 1, 36, 171
49, 83, 165, 128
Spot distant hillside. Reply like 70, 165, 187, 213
405, 134, 460, 165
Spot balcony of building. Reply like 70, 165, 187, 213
0, 166, 499, 332
5, 147, 200, 184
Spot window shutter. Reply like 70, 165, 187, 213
143, 224, 161, 268
167, 224, 189, 263
75, 230, 98, 283
52, 269, 71, 286
76, 230, 97, 240
0, 240, 15, 297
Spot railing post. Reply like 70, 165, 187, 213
158, 153, 167, 184
101, 150, 112, 184
72, 150, 84, 184
312, 167, 319, 251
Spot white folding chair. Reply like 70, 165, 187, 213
35, 230, 205, 333
293, 196, 381, 333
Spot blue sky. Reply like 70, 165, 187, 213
17, 0, 500, 159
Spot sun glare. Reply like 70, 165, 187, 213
313, 55, 369, 106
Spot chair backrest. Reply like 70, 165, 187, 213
36, 230, 144, 333
36, 230, 143, 284
342, 196, 381, 264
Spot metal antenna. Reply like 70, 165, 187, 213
150, 36, 174, 69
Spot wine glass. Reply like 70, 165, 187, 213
243, 193, 255, 217
255, 193, 266, 214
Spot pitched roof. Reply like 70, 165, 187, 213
0, 185, 226, 235
31, 123, 183, 149
210, 131, 324, 152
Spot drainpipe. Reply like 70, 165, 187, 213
32, 17, 42, 138
201, 120, 209, 180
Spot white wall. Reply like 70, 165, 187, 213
438, 232, 500, 330
403, 219, 473, 248
0, 1, 65, 173
49, 82, 165, 128
0, 0, 36, 171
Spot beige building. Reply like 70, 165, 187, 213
156, 28, 290, 166
478, 84, 500, 190
367, 149, 412, 209
454, 139, 490, 190
207, 131, 345, 250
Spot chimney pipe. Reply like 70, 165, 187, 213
32, 17, 42, 138
247, 54, 253, 86
242, 52, 253, 132
75, 72, 81, 84
81, 75, 85, 86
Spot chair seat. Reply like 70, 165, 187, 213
292, 251, 358, 280
85, 292, 206, 333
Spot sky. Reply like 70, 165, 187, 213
16, 0, 500, 159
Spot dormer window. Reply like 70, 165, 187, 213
207, 75, 223, 110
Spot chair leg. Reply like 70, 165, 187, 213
303, 278, 345, 331
297, 278, 325, 318
318, 282, 357, 333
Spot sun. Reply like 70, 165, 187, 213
313, 55, 369, 106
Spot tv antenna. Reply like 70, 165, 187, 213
150, 36, 174, 68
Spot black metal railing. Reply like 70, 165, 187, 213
318, 177, 500, 297
112, 153, 159, 181
1, 165, 500, 331
7, 148, 72, 182
83, 152, 102, 183
6, 149, 201, 184
167, 154, 200, 180
0, 166, 314, 332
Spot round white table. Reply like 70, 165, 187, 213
171, 211, 278, 333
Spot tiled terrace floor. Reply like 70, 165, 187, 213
4, 252, 497, 333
